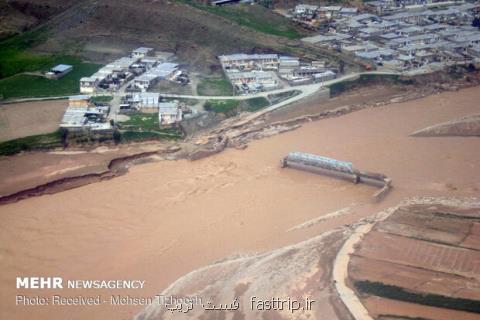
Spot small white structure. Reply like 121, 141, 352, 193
80, 77, 98, 93
132, 47, 154, 59
133, 62, 179, 91
313, 70, 336, 82
219, 54, 279, 70
132, 92, 160, 112
158, 101, 183, 126
46, 64, 73, 79
279, 56, 301, 68
134, 74, 159, 92
227, 71, 279, 90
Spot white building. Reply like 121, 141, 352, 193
313, 70, 336, 82
227, 70, 279, 91
80, 77, 98, 94
131, 92, 160, 112
158, 101, 183, 126
60, 96, 112, 132
219, 54, 279, 70
132, 47, 154, 59
133, 63, 179, 91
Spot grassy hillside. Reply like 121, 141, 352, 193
179, 1, 304, 39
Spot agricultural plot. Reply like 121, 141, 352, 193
350, 203, 480, 317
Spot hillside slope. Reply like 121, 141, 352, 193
0, 0, 78, 39
9, 0, 308, 70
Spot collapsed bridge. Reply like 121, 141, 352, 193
281, 152, 392, 201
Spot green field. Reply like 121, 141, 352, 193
90, 95, 113, 103
0, 130, 65, 156
180, 2, 303, 39
197, 75, 234, 96
243, 97, 270, 112
204, 100, 239, 117
118, 113, 183, 141
0, 30, 101, 99
0, 29, 52, 79
0, 60, 101, 99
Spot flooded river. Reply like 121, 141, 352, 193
1, 87, 479, 320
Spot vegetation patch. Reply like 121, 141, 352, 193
90, 95, 113, 103
329, 74, 413, 96
0, 57, 101, 99
0, 130, 65, 156
164, 98, 199, 106
118, 113, 160, 131
204, 100, 239, 117
355, 280, 480, 314
120, 130, 182, 142
0, 29, 52, 79
117, 113, 183, 141
179, 2, 304, 39
0, 30, 101, 99
197, 75, 233, 96
243, 97, 270, 112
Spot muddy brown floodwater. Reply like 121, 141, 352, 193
1, 87, 480, 320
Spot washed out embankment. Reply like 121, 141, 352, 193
0, 147, 179, 205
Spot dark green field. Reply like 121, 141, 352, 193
243, 97, 270, 111
355, 280, 480, 314
0, 60, 100, 99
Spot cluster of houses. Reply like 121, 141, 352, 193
80, 47, 183, 94
59, 95, 112, 133
301, 2, 480, 72
284, 4, 359, 28
218, 53, 336, 93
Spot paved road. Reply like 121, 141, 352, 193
157, 71, 400, 101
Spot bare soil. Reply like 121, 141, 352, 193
411, 113, 480, 137
0, 99, 67, 142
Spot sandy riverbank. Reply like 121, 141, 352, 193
1, 86, 479, 320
